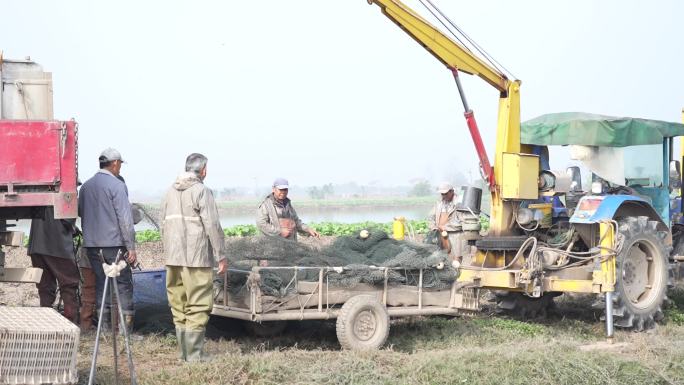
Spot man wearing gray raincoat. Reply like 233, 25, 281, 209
256, 178, 319, 241
160, 153, 227, 362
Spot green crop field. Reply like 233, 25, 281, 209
135, 218, 491, 243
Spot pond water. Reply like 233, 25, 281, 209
10, 204, 435, 233
217, 205, 433, 228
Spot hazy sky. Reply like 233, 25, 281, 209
2, 0, 683, 196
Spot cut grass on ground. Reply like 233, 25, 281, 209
78, 291, 684, 385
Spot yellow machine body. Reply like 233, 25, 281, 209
501, 153, 539, 200
367, 0, 617, 297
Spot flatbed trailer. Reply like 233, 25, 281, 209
212, 266, 479, 350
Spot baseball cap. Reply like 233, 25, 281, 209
437, 182, 454, 194
272, 178, 289, 189
99, 148, 125, 163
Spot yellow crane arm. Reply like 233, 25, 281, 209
366, 0, 524, 235
368, 0, 509, 94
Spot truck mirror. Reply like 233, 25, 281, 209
566, 166, 582, 191
670, 160, 681, 190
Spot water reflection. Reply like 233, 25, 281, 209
12, 204, 434, 233
219, 205, 432, 227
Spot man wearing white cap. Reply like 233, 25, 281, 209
428, 182, 466, 261
79, 148, 137, 334
256, 178, 320, 241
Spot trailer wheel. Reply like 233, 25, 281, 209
611, 216, 671, 331
336, 295, 389, 351
243, 320, 288, 337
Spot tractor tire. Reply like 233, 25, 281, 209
243, 320, 288, 338
611, 216, 671, 331
495, 291, 558, 319
336, 295, 389, 351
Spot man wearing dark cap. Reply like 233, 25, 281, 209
78, 147, 137, 334
256, 178, 320, 241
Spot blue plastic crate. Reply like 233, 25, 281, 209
132, 268, 168, 306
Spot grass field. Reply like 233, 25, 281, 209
77, 287, 684, 385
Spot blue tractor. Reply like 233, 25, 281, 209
510, 112, 684, 331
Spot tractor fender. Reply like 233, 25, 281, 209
571, 195, 671, 244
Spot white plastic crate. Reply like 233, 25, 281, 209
0, 307, 79, 385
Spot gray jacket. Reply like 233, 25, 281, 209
160, 172, 225, 267
427, 200, 462, 232
256, 194, 310, 241
79, 170, 136, 250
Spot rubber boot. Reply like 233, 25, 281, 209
122, 314, 143, 341
185, 329, 207, 362
62, 302, 80, 325
175, 327, 187, 362
60, 284, 80, 325
123, 314, 134, 334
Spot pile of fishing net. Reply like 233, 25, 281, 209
220, 230, 458, 297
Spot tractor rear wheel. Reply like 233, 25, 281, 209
611, 216, 670, 331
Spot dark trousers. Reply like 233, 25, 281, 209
87, 247, 134, 316
30, 253, 80, 324
79, 267, 97, 331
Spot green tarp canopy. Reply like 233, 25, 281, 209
521, 112, 684, 147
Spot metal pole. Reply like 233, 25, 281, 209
111, 281, 118, 385
318, 269, 323, 312
599, 222, 615, 342
112, 278, 138, 385
605, 292, 614, 341
223, 269, 228, 306
382, 268, 389, 306
88, 275, 110, 385
451, 67, 470, 112
418, 269, 423, 309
